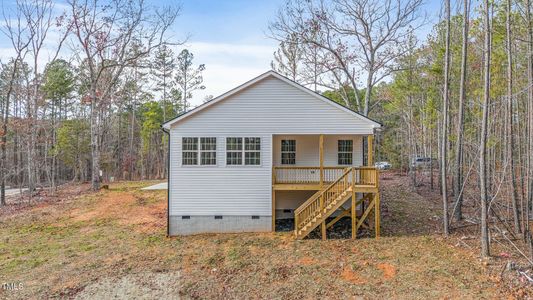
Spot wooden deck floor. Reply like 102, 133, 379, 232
273, 183, 378, 193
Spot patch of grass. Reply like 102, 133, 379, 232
204, 251, 224, 268
225, 245, 250, 269
241, 237, 275, 248
0, 179, 513, 299
141, 234, 165, 247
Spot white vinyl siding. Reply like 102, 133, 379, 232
170, 132, 271, 215
169, 76, 371, 216
170, 77, 375, 135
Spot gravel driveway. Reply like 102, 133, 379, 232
75, 272, 182, 299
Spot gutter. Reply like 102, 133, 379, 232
161, 126, 170, 237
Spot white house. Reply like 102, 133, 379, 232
162, 70, 382, 239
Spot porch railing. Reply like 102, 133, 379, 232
272, 166, 343, 184
273, 166, 378, 187
357, 167, 379, 186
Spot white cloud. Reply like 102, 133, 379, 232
0, 35, 277, 108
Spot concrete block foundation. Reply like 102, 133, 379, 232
169, 215, 272, 236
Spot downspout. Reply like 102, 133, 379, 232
161, 126, 170, 237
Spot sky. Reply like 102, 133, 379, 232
0, 0, 442, 107
168, 0, 441, 106
170, 0, 287, 106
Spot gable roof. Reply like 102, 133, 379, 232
161, 70, 382, 130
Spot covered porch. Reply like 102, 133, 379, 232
270, 134, 380, 239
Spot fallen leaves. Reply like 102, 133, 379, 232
341, 267, 367, 284
377, 263, 397, 280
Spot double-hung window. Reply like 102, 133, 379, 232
182, 137, 198, 165
226, 137, 261, 165
244, 137, 261, 165
200, 137, 217, 165
226, 137, 243, 165
182, 137, 216, 165
281, 140, 296, 165
338, 140, 353, 165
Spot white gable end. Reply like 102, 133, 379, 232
167, 74, 378, 135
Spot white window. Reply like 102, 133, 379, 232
245, 137, 261, 165
182, 137, 216, 165
226, 137, 261, 165
281, 140, 296, 165
200, 137, 217, 165
338, 140, 353, 165
182, 137, 198, 165
226, 137, 243, 165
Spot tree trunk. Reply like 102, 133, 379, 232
525, 0, 533, 241
480, 0, 491, 258
0, 58, 20, 206
90, 88, 101, 191
453, 0, 469, 222
506, 0, 521, 234
0, 99, 8, 206
129, 110, 135, 180
441, 0, 451, 236
364, 68, 373, 116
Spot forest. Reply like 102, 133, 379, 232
0, 0, 206, 199
269, 0, 533, 259
0, 0, 532, 262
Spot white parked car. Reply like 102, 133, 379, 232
411, 157, 436, 168
375, 161, 392, 170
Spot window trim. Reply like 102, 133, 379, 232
199, 137, 217, 166
226, 137, 244, 166
182, 137, 199, 166
338, 139, 353, 165
181, 137, 217, 166
281, 139, 296, 165
244, 137, 261, 166
225, 137, 261, 166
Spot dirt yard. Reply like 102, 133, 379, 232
0, 175, 527, 299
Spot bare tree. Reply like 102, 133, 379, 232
20, 0, 56, 197
271, 33, 303, 81
68, 0, 180, 190
269, 0, 424, 116
0, 2, 34, 205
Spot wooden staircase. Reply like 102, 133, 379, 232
293, 167, 379, 240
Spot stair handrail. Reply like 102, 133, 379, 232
294, 167, 353, 232
294, 167, 351, 215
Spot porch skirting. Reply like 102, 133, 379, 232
169, 215, 272, 236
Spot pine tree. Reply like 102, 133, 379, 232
151, 45, 176, 122
175, 49, 206, 111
